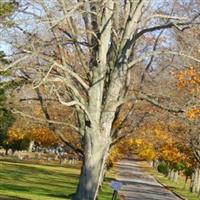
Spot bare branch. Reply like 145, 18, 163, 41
128, 50, 200, 70
120, 0, 147, 49
136, 13, 200, 40
12, 109, 80, 133
137, 93, 184, 113
23, 50, 90, 90
117, 92, 184, 114
33, 63, 56, 88
48, 76, 86, 104
20, 98, 57, 102
1, 55, 30, 71
55, 89, 94, 125
147, 14, 188, 21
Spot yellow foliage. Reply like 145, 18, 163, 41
129, 122, 190, 165
7, 127, 60, 147
186, 106, 200, 120
176, 67, 200, 120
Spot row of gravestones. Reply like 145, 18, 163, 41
16, 151, 79, 165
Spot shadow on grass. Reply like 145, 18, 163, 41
0, 161, 113, 200
0, 162, 79, 199
0, 195, 29, 200
65, 193, 75, 199
104, 176, 114, 182
0, 183, 75, 198
0, 159, 81, 170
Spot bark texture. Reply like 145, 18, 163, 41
73, 134, 109, 200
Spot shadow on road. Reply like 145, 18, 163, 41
117, 159, 181, 200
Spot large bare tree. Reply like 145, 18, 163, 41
1, 0, 200, 199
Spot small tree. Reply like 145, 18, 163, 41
0, 98, 14, 153
0, 51, 15, 153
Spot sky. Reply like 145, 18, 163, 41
0, 0, 199, 57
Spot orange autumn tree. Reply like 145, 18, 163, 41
131, 122, 170, 161
108, 120, 192, 168
130, 122, 189, 165
131, 138, 157, 161
107, 141, 127, 169
10, 84, 82, 155
7, 126, 60, 149
108, 122, 181, 166
176, 67, 200, 120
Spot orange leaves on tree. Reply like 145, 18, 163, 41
160, 144, 183, 164
30, 127, 60, 147
186, 106, 200, 120
131, 138, 157, 161
176, 67, 200, 120
7, 128, 26, 143
7, 127, 60, 147
107, 146, 124, 168
130, 122, 190, 165
107, 139, 132, 168
177, 67, 200, 91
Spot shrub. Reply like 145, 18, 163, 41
157, 163, 169, 176
183, 167, 194, 178
174, 162, 185, 172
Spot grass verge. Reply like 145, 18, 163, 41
151, 169, 199, 200
0, 160, 114, 200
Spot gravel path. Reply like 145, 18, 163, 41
117, 159, 182, 200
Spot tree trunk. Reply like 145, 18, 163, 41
192, 167, 199, 193
189, 177, 193, 192
28, 140, 34, 152
5, 148, 9, 155
149, 161, 153, 168
99, 162, 109, 192
196, 168, 200, 193
184, 176, 188, 189
11, 149, 16, 155
173, 171, 179, 182
168, 169, 173, 180
170, 170, 174, 181
153, 160, 159, 169
73, 135, 109, 200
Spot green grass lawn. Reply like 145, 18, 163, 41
0, 160, 115, 200
151, 170, 200, 200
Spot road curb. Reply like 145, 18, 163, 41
143, 162, 187, 200
155, 177, 187, 200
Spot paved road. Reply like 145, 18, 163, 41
117, 159, 182, 200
